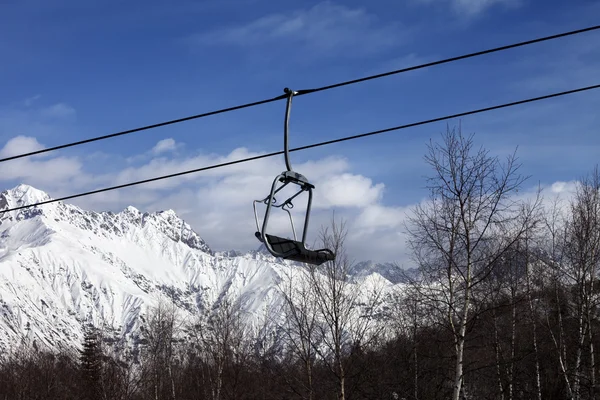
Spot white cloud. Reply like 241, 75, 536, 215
40, 103, 76, 118
151, 138, 182, 155
317, 174, 384, 208
354, 204, 410, 233
0, 135, 45, 158
23, 94, 41, 107
0, 136, 87, 188
549, 180, 578, 195
189, 1, 403, 56
414, 0, 521, 16
133, 152, 408, 262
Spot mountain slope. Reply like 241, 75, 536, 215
0, 184, 397, 354
0, 185, 281, 353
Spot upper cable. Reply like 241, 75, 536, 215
0, 24, 598, 164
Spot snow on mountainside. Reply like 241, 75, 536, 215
0, 184, 398, 355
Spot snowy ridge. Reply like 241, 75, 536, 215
0, 184, 398, 354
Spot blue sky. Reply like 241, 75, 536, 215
0, 0, 598, 264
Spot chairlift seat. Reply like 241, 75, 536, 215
259, 233, 335, 265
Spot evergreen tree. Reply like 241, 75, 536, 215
80, 325, 104, 400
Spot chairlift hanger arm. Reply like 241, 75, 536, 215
283, 87, 297, 173
252, 87, 336, 265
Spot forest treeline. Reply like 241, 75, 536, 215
0, 127, 599, 400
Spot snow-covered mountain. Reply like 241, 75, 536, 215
350, 261, 419, 284
0, 184, 398, 355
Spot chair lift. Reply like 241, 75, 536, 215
253, 88, 335, 265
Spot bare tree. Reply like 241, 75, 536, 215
104, 344, 142, 400
479, 246, 520, 400
388, 283, 431, 400
535, 168, 600, 400
277, 266, 322, 400
540, 194, 575, 398
405, 125, 536, 400
141, 298, 181, 400
192, 293, 248, 400
307, 215, 385, 400
486, 196, 543, 400
563, 166, 600, 400
522, 211, 544, 400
